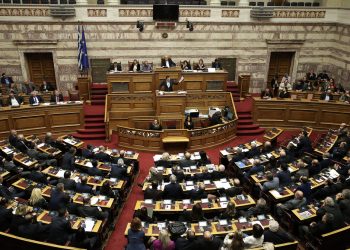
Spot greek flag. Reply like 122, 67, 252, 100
78, 25, 89, 71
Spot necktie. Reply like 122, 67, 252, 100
34, 97, 38, 104
56, 96, 59, 103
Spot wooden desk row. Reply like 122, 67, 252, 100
252, 98, 350, 130
125, 215, 273, 237
135, 195, 256, 213
0, 103, 84, 140
5, 199, 102, 233
142, 179, 234, 192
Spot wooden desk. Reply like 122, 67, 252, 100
292, 206, 317, 221
13, 153, 38, 169
58, 135, 84, 149
72, 194, 114, 209
268, 187, 294, 202
0, 103, 84, 139
263, 128, 283, 141
252, 98, 350, 130
314, 133, 338, 155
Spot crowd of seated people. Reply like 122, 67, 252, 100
0, 130, 139, 249
266, 70, 349, 102
107, 56, 224, 73
127, 123, 350, 250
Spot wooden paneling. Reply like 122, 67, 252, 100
253, 97, 350, 130
0, 104, 83, 139
267, 52, 294, 84
106, 70, 228, 94
91, 58, 110, 83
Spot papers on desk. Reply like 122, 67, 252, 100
267, 153, 273, 158
163, 199, 172, 205
84, 218, 95, 232
37, 143, 45, 148
219, 197, 228, 202
204, 180, 211, 185
190, 154, 201, 160
156, 166, 164, 171
145, 199, 153, 205
185, 185, 194, 191
183, 199, 191, 205
220, 202, 228, 208
328, 169, 340, 179
270, 190, 282, 198
201, 198, 209, 203
299, 210, 312, 219
242, 148, 249, 153
251, 221, 264, 228
85, 161, 93, 168
158, 222, 166, 229
186, 181, 194, 186
153, 154, 162, 162
64, 138, 77, 145
3, 148, 13, 154
56, 169, 66, 178
214, 180, 231, 189
90, 197, 98, 205
24, 160, 33, 166
190, 165, 197, 170
220, 150, 230, 156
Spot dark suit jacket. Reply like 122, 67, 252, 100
129, 63, 141, 72
1, 76, 13, 85
161, 59, 176, 68
156, 160, 171, 168
29, 95, 44, 105
28, 171, 48, 184
0, 206, 12, 231
144, 188, 162, 201
88, 167, 104, 177
50, 94, 64, 103
40, 83, 53, 92
110, 164, 127, 179
179, 159, 196, 168
76, 183, 93, 194
10, 215, 26, 235
317, 204, 345, 228
77, 205, 107, 220
58, 178, 76, 191
0, 184, 13, 200
48, 216, 74, 245
49, 189, 70, 211
261, 90, 273, 99
163, 182, 183, 200
61, 152, 75, 170
94, 152, 111, 162
7, 96, 23, 106
211, 61, 222, 69
338, 198, 350, 223
175, 238, 197, 250
18, 221, 49, 241
194, 237, 222, 250
9, 134, 18, 147
263, 230, 293, 245
320, 93, 334, 100
82, 148, 94, 159
159, 79, 178, 92
189, 188, 207, 200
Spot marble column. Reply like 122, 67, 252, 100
239, 0, 249, 6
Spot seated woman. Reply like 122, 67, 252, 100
279, 87, 291, 98
129, 59, 141, 72
220, 201, 239, 220
181, 203, 206, 222
126, 217, 146, 250
181, 60, 192, 70
197, 150, 211, 166
195, 58, 206, 70
29, 188, 48, 209
149, 119, 163, 131
141, 60, 152, 72
260, 88, 273, 99
151, 229, 175, 250
161, 56, 176, 68
184, 115, 194, 130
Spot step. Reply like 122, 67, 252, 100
85, 117, 104, 122
236, 128, 265, 136
85, 122, 105, 128
77, 128, 105, 134
238, 114, 252, 119
71, 133, 106, 140
237, 124, 260, 130
91, 95, 106, 100
238, 119, 254, 125
91, 89, 108, 95
91, 84, 108, 89
91, 100, 106, 105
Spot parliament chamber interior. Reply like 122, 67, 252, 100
1, 0, 350, 250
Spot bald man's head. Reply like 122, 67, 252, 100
203, 231, 212, 241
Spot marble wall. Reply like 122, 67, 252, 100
0, 7, 349, 92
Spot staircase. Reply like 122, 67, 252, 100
90, 83, 108, 105
71, 83, 107, 140
236, 110, 265, 136
226, 81, 240, 102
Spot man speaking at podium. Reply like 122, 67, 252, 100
159, 75, 184, 92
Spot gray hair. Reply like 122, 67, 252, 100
170, 174, 177, 183
269, 220, 279, 232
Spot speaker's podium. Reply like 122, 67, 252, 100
156, 90, 189, 152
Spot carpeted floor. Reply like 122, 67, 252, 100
82, 97, 318, 250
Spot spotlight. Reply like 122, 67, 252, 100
136, 21, 144, 32
186, 21, 193, 32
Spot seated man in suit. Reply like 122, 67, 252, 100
29, 91, 44, 105
110, 159, 127, 180
88, 160, 104, 177
40, 80, 54, 92
8, 129, 18, 147
163, 174, 183, 200
27, 142, 57, 167
179, 152, 196, 168
47, 208, 74, 245
18, 214, 50, 241
149, 119, 163, 131
49, 183, 70, 211
161, 55, 176, 68
159, 75, 184, 92
7, 91, 23, 106
244, 159, 264, 178
320, 89, 334, 101
82, 144, 95, 159
276, 190, 306, 216
77, 197, 108, 220
260, 88, 273, 99
155, 152, 171, 168
141, 60, 153, 72
144, 181, 162, 201
336, 189, 350, 223
245, 198, 270, 217
15, 134, 29, 153
3, 154, 23, 174
50, 90, 64, 103
189, 183, 207, 200
264, 220, 293, 245
225, 178, 243, 197
61, 147, 76, 170
27, 165, 48, 184
0, 197, 13, 231
58, 171, 76, 191
212, 164, 226, 180
94, 145, 111, 162
1, 72, 13, 93
211, 58, 222, 69
76, 176, 95, 194
129, 59, 141, 72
